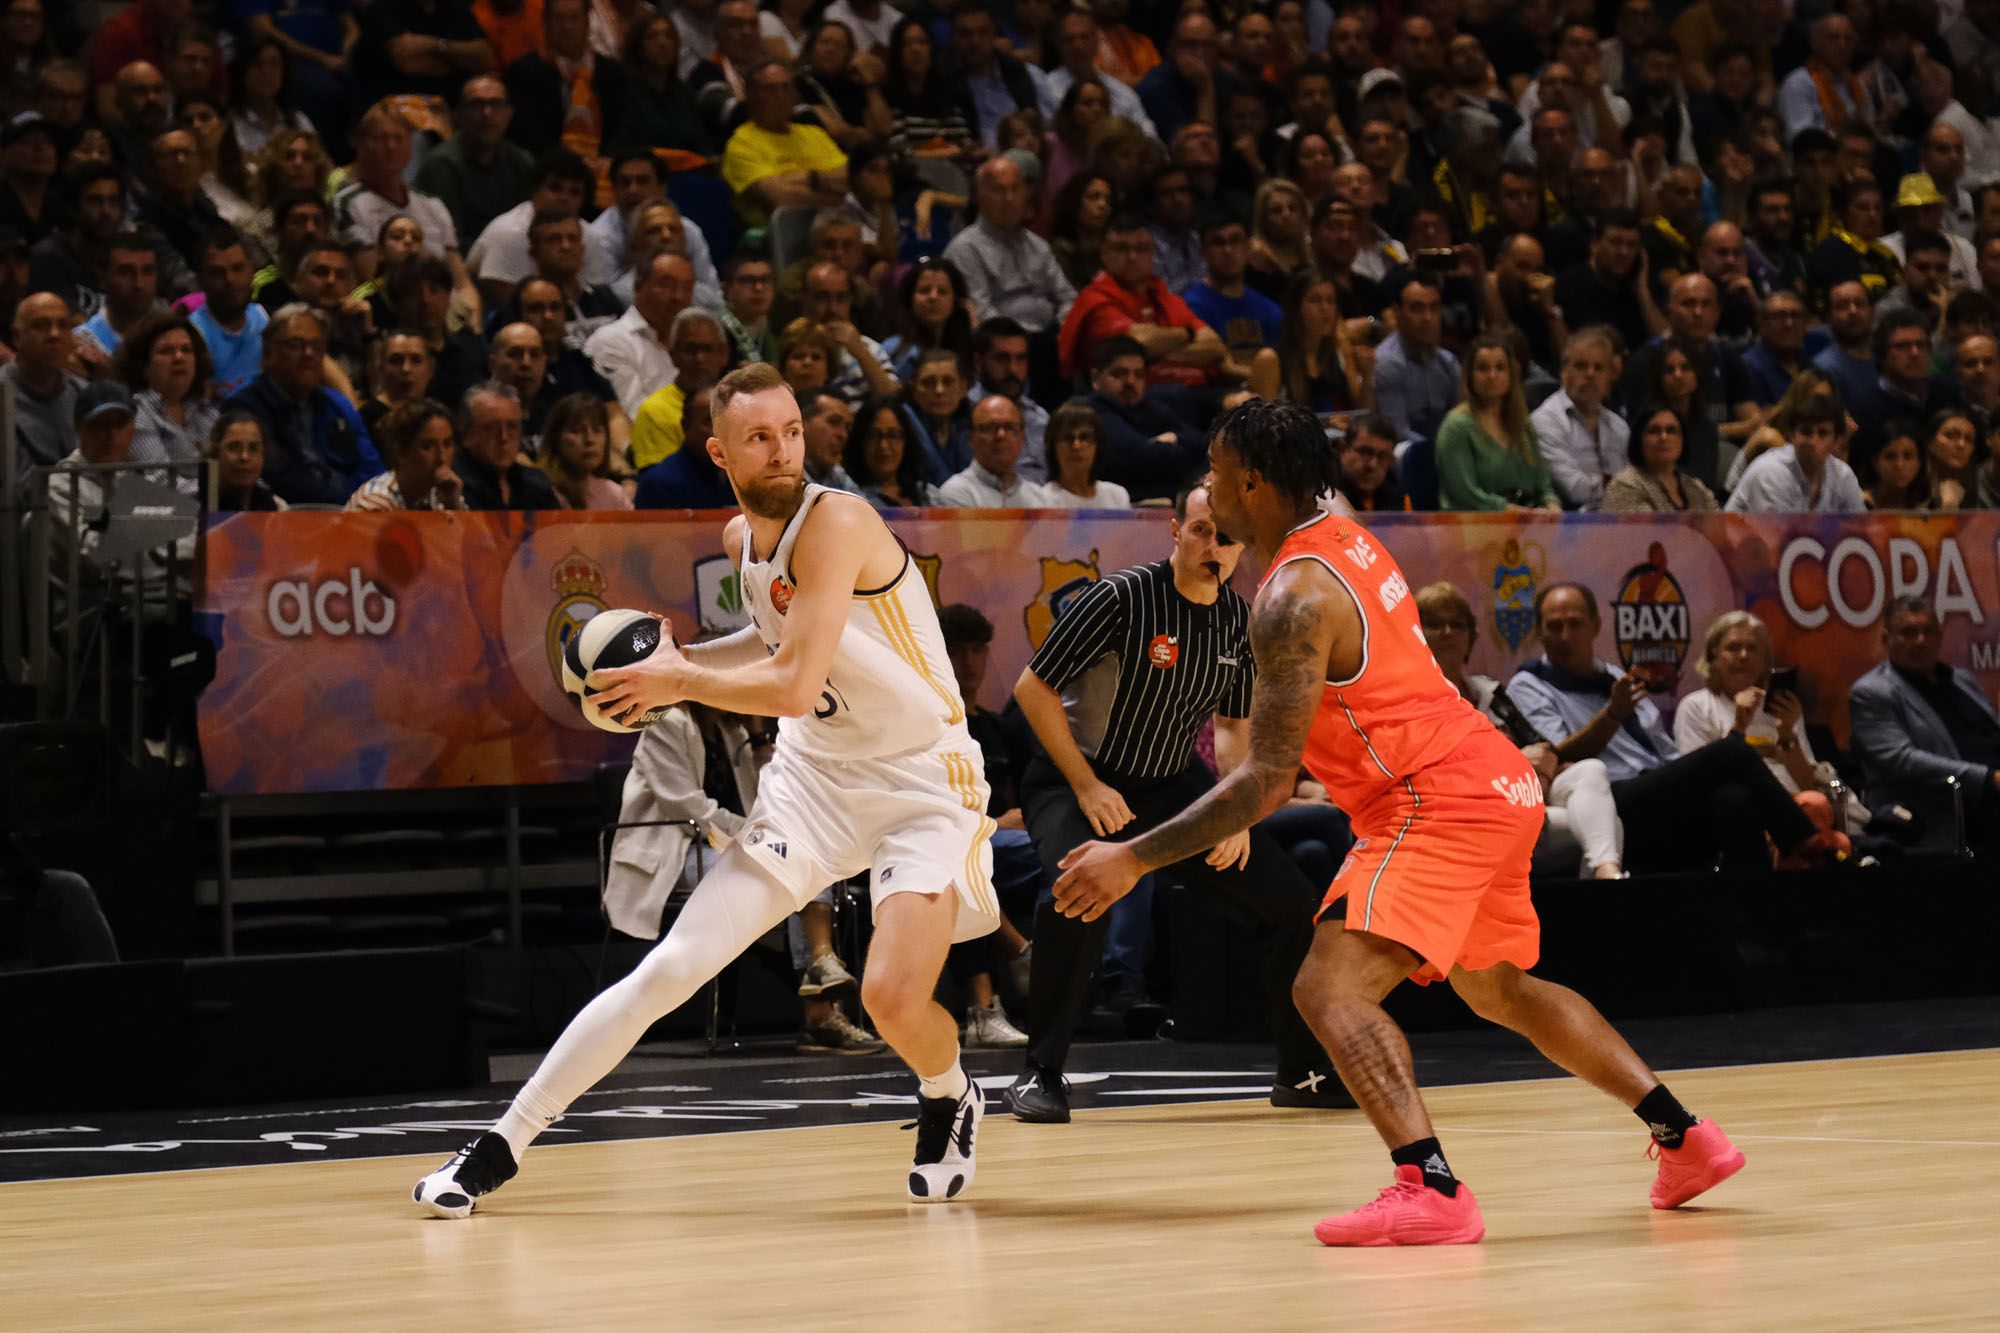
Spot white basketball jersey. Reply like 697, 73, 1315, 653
740, 484, 967, 761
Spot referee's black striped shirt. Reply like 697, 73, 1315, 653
1026, 560, 1255, 782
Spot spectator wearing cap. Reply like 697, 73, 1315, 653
76, 232, 167, 361
0, 109, 61, 245
223, 304, 383, 505
42, 380, 196, 615
466, 149, 607, 310
1882, 173, 1978, 295
415, 76, 537, 245
3, 290, 84, 470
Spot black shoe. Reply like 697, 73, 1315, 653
1269, 1068, 1357, 1109
412, 1131, 519, 1218
1096, 983, 1170, 1039
1005, 1060, 1072, 1123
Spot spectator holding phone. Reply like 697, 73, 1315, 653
1674, 611, 1864, 830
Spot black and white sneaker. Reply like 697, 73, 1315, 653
906, 1083, 982, 1203
1005, 1060, 1071, 1123
412, 1132, 518, 1219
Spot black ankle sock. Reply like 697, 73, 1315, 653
1389, 1137, 1459, 1197
1634, 1084, 1700, 1148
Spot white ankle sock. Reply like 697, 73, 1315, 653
918, 1061, 969, 1101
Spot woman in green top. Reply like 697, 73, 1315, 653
1435, 333, 1562, 512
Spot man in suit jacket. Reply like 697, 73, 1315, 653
1848, 595, 2000, 847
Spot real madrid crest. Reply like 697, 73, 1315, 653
546, 549, 611, 688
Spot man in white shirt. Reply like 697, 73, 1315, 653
586, 153, 721, 307
585, 249, 695, 418
331, 103, 461, 262
823, 0, 903, 55
1726, 399, 1866, 513
936, 396, 1037, 507
467, 149, 609, 307
1039, 8, 1159, 141
1531, 326, 1630, 509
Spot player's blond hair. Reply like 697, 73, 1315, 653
713, 361, 791, 429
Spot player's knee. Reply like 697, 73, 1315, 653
1452, 968, 1525, 1027
860, 969, 924, 1036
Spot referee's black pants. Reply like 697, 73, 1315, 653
1019, 756, 1331, 1079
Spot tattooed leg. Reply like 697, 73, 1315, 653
1293, 923, 1436, 1147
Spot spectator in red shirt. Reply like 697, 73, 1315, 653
1057, 211, 1232, 388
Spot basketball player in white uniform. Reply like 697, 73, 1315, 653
413, 363, 999, 1216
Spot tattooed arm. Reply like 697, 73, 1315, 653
1052, 560, 1354, 920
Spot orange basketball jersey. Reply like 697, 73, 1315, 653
1260, 512, 1491, 813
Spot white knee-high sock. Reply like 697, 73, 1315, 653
493, 848, 799, 1159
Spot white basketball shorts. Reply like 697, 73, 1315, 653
734, 728, 1000, 943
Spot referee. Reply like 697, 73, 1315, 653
1004, 484, 1349, 1122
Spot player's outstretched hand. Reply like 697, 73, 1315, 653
1204, 829, 1251, 871
587, 633, 691, 723
1052, 840, 1144, 922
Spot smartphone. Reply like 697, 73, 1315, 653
1768, 666, 1799, 698
1414, 247, 1457, 273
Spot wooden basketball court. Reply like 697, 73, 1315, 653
7, 1049, 1994, 1329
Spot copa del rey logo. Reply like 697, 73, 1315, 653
267, 568, 396, 637
1148, 633, 1180, 668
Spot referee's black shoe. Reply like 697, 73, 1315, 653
1270, 1067, 1358, 1110
1006, 1059, 1072, 1123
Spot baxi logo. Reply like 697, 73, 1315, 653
267, 568, 396, 637
1611, 542, 1690, 692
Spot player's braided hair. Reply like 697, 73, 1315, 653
1208, 398, 1341, 509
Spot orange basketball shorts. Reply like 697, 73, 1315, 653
1321, 731, 1546, 984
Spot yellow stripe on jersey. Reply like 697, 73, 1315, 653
869, 596, 965, 725
941, 751, 998, 916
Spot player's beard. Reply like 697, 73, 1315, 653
737, 468, 807, 519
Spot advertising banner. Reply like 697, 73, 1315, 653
195, 509, 2000, 795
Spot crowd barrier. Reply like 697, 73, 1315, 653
193, 509, 2000, 795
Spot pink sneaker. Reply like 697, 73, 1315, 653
1313, 1165, 1485, 1246
1649, 1120, 1746, 1209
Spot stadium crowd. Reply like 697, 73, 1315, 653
11, 0, 2000, 515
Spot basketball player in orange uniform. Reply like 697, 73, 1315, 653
1054, 400, 1746, 1246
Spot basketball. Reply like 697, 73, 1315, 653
560, 609, 674, 733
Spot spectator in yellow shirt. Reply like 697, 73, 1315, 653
720, 60, 848, 228
630, 308, 732, 468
